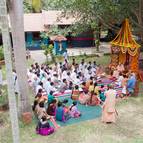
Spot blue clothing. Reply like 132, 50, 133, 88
56, 107, 64, 121
127, 76, 136, 90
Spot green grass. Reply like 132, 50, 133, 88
0, 54, 143, 143
55, 54, 110, 66
1, 94, 143, 143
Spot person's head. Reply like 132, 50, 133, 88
90, 81, 93, 85
62, 99, 68, 104
90, 76, 93, 80
101, 85, 104, 88
94, 82, 98, 87
38, 88, 43, 94
76, 76, 79, 79
41, 116, 47, 122
82, 82, 86, 86
39, 81, 43, 87
69, 81, 73, 86
93, 61, 96, 65
88, 61, 91, 65
57, 101, 63, 107
75, 85, 79, 90
99, 90, 101, 94
50, 82, 54, 86
73, 101, 77, 106
67, 72, 70, 76
51, 99, 57, 105
49, 91, 53, 95
108, 84, 114, 89
63, 79, 67, 83
47, 78, 51, 82
39, 101, 45, 108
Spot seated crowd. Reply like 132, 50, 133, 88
26, 59, 136, 136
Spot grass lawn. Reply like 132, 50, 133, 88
1, 92, 143, 143
0, 55, 143, 143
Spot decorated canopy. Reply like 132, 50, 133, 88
110, 19, 141, 74
111, 19, 140, 56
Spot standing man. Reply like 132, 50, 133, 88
101, 84, 117, 123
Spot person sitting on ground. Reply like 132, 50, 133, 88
88, 91, 100, 106
36, 115, 55, 136
127, 72, 136, 95
88, 81, 94, 93
71, 85, 80, 100
117, 63, 125, 73
47, 91, 55, 104
35, 89, 47, 103
55, 101, 70, 122
69, 101, 81, 118
93, 82, 100, 96
47, 99, 57, 117
79, 90, 90, 105
81, 82, 88, 93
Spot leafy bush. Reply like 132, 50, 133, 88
0, 46, 4, 61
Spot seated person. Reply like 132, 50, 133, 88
35, 89, 47, 103
117, 63, 125, 73
81, 82, 88, 93
47, 99, 57, 116
88, 81, 94, 93
88, 91, 100, 106
69, 101, 81, 118
55, 101, 70, 122
71, 85, 80, 100
127, 73, 136, 93
48, 91, 55, 104
79, 90, 90, 105
93, 82, 100, 95
116, 73, 124, 87
36, 116, 54, 136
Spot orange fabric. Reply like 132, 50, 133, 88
130, 54, 139, 73
119, 52, 126, 64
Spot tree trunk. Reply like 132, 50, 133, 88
9, 0, 31, 115
0, 0, 20, 143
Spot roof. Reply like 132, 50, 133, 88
9, 10, 76, 32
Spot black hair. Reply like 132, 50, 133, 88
62, 99, 68, 104
57, 101, 63, 107
39, 102, 45, 108
94, 82, 98, 87
101, 85, 104, 88
41, 116, 47, 122
75, 85, 79, 90
63, 79, 67, 83
32, 100, 38, 111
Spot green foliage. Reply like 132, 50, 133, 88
40, 32, 49, 39
41, 44, 55, 63
23, 0, 33, 13
0, 46, 4, 61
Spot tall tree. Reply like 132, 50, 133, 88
8, 0, 31, 115
0, 0, 20, 142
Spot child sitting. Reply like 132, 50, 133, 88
69, 101, 81, 118
36, 116, 54, 136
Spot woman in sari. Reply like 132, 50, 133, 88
101, 85, 117, 123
